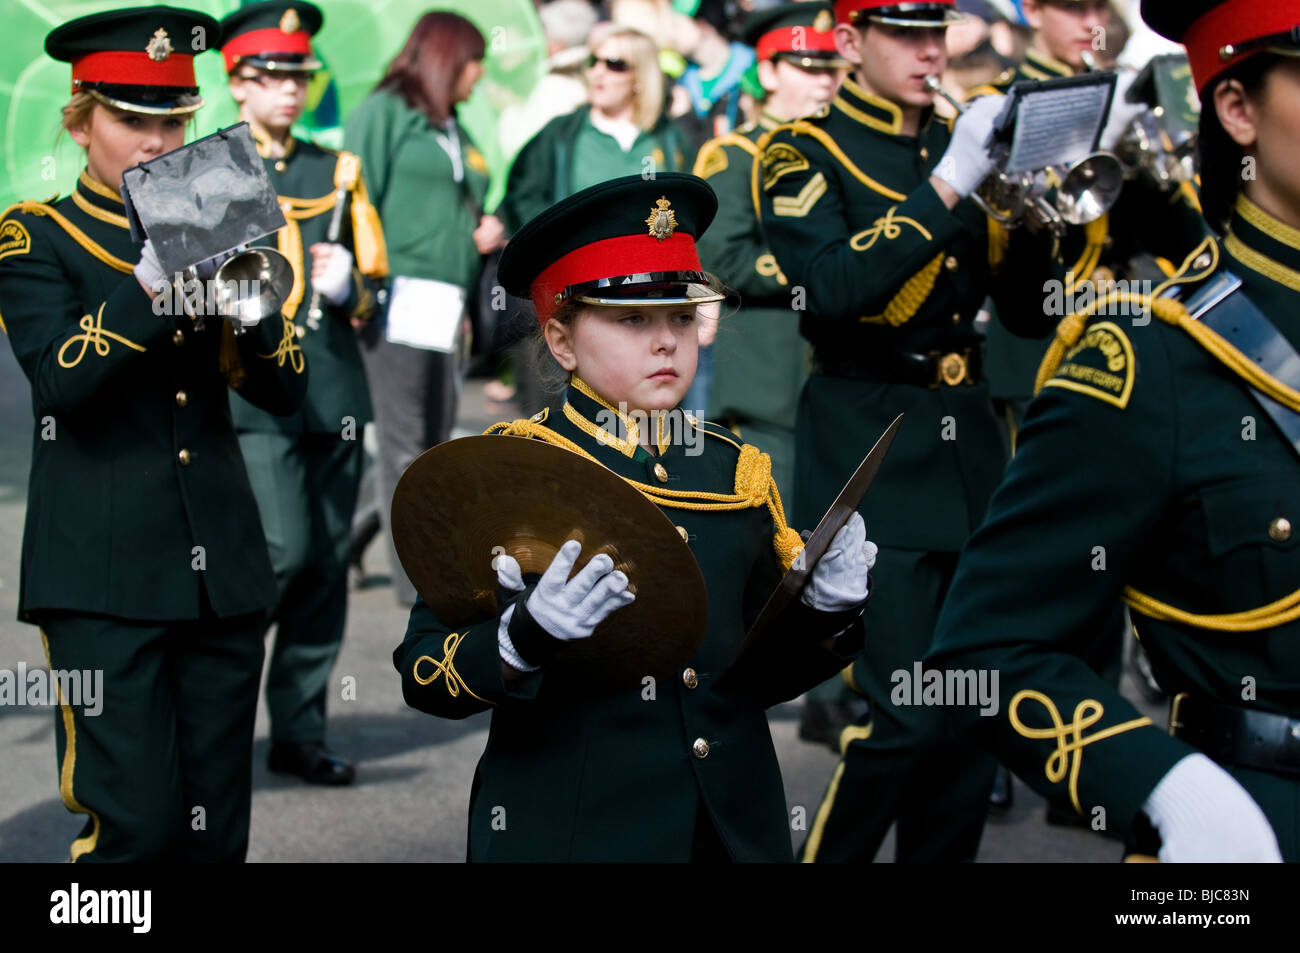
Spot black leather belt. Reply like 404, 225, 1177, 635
1169, 693, 1300, 779
813, 347, 981, 388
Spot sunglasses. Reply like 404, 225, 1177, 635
585, 54, 631, 73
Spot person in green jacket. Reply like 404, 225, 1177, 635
1, 5, 306, 861
499, 27, 692, 234
343, 11, 503, 607
928, 0, 1300, 861
394, 174, 874, 861
219, 0, 387, 786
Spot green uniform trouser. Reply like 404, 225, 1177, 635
238, 431, 364, 745
801, 547, 996, 862
41, 609, 265, 862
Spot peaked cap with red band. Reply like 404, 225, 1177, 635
1143, 0, 1300, 94
741, 2, 847, 66
833, 0, 964, 27
498, 174, 726, 325
45, 5, 218, 115
219, 1, 323, 74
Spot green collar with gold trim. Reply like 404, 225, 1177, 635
1224, 195, 1300, 295
834, 77, 936, 137
562, 376, 693, 460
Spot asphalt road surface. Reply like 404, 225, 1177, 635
0, 343, 1158, 862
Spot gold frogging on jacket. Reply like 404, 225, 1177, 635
1008, 689, 1152, 813
414, 632, 490, 704
850, 206, 932, 252
58, 303, 146, 368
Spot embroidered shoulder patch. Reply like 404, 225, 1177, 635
697, 145, 728, 180
0, 219, 31, 261
1043, 320, 1135, 408
761, 142, 809, 192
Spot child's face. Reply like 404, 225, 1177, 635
547, 304, 699, 413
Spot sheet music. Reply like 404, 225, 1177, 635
1005, 81, 1112, 174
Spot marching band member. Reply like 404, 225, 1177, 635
928, 0, 1300, 862
394, 174, 873, 861
0, 4, 306, 860
219, 0, 386, 787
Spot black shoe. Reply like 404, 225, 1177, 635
989, 765, 1014, 810
268, 742, 356, 786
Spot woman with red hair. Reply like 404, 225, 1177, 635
345, 11, 505, 606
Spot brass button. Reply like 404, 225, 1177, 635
295, 325, 306, 339
682, 668, 699, 690
274, 160, 286, 172
919, 146, 929, 160
692, 738, 710, 759
1194, 253, 1212, 270
172, 329, 185, 346
178, 448, 192, 466
175, 390, 188, 408
952, 312, 961, 325
944, 255, 958, 271
676, 525, 689, 542
1269, 517, 1291, 542
653, 463, 668, 483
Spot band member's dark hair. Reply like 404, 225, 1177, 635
1198, 53, 1281, 234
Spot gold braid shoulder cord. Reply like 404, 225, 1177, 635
484, 415, 807, 571
1034, 235, 1300, 631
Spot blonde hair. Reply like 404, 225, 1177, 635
59, 91, 97, 142
591, 28, 664, 132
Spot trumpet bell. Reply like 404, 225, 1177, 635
1054, 152, 1125, 226
214, 248, 294, 328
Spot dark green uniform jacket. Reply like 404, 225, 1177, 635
695, 114, 807, 432
975, 50, 1209, 405
343, 89, 489, 290
0, 171, 307, 622
929, 197, 1300, 858
230, 134, 376, 435
394, 381, 864, 861
499, 105, 692, 234
757, 78, 1061, 545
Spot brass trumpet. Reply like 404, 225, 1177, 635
1080, 52, 1197, 191
924, 75, 1125, 237
213, 247, 294, 331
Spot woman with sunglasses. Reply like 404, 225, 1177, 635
0, 4, 307, 861
928, 0, 1300, 861
343, 11, 502, 607
500, 27, 693, 233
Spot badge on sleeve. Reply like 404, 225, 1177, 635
0, 219, 31, 261
761, 142, 809, 191
1043, 320, 1135, 408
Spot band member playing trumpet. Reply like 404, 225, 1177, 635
756, 0, 1067, 862
928, 0, 1300, 862
973, 0, 1209, 433
0, 5, 306, 861
394, 174, 874, 861
219, 0, 386, 786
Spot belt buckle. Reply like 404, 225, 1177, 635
935, 350, 969, 387
1168, 691, 1189, 737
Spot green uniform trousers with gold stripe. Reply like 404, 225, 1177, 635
41, 609, 264, 862
238, 431, 363, 745
800, 546, 996, 862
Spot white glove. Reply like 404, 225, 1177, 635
934, 93, 1006, 198
1142, 753, 1282, 862
1099, 70, 1148, 152
494, 553, 537, 672
800, 512, 876, 613
134, 238, 169, 295
496, 540, 635, 670
311, 243, 353, 306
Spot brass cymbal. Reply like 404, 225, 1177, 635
391, 435, 708, 690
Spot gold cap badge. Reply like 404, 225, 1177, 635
645, 197, 678, 241
814, 9, 833, 32
146, 28, 173, 62
280, 9, 301, 33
